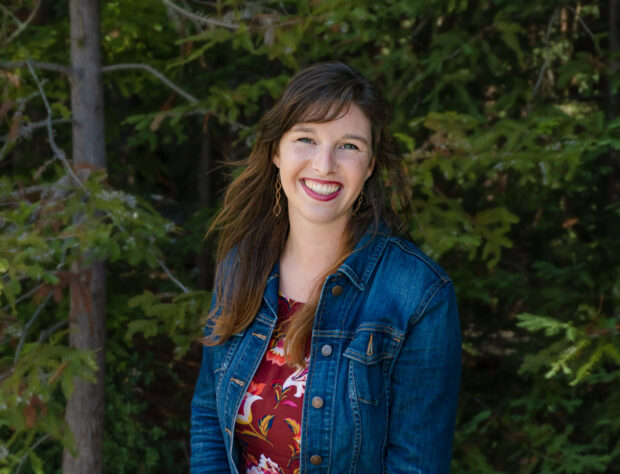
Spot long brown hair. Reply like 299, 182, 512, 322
205, 62, 409, 366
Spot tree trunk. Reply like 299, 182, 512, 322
63, 1, 107, 473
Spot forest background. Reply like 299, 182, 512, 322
1, 0, 619, 473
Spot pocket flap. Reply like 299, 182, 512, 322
342, 330, 400, 365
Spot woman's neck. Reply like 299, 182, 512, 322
278, 217, 348, 302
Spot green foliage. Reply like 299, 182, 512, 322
127, 290, 209, 358
0, 167, 175, 470
1, 0, 619, 472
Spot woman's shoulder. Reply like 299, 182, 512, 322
382, 234, 451, 284
343, 229, 457, 340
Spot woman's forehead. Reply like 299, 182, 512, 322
294, 99, 352, 125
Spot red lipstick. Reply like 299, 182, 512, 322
300, 179, 342, 202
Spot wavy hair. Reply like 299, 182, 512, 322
205, 62, 409, 366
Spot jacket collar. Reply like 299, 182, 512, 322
262, 220, 392, 319
338, 219, 391, 291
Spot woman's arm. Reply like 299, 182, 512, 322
190, 299, 230, 473
385, 282, 462, 474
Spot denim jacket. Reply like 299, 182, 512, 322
191, 223, 462, 473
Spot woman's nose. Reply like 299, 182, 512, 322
312, 146, 336, 175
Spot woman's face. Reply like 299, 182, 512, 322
273, 103, 374, 231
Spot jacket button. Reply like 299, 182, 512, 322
311, 396, 324, 409
310, 455, 322, 465
321, 344, 333, 357
331, 285, 343, 296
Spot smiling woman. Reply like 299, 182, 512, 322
190, 63, 462, 474
273, 104, 375, 267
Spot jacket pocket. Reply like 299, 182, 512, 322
343, 329, 401, 405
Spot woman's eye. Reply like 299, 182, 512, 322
341, 143, 359, 150
297, 137, 314, 144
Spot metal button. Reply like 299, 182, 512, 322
321, 344, 333, 357
310, 455, 322, 465
311, 396, 324, 409
331, 285, 343, 296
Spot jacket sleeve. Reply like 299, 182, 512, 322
385, 281, 462, 474
190, 296, 230, 473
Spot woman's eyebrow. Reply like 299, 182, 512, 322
291, 127, 369, 145
290, 126, 316, 133
342, 134, 369, 145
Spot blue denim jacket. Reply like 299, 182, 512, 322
191, 224, 462, 473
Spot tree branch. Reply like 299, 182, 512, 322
0, 90, 42, 159
0, 1, 42, 48
568, 7, 602, 55
0, 118, 72, 144
528, 7, 560, 109
0, 60, 72, 75
15, 434, 51, 474
162, 0, 239, 30
13, 292, 53, 364
25, 60, 84, 189
102, 63, 199, 104
38, 319, 69, 344
158, 258, 190, 293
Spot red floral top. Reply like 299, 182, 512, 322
234, 296, 308, 474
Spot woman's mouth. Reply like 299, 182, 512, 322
301, 179, 342, 201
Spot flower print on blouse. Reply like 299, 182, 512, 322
235, 295, 308, 474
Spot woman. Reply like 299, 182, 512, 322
191, 62, 461, 474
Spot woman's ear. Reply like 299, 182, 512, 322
272, 152, 280, 168
366, 156, 376, 180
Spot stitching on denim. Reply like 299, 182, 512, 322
410, 277, 448, 327
255, 313, 274, 325
390, 237, 451, 283
216, 337, 241, 393
361, 232, 388, 286
338, 264, 364, 290
354, 323, 406, 339
347, 363, 362, 473
411, 279, 451, 331
339, 233, 389, 292
225, 317, 275, 471
343, 352, 394, 364
381, 359, 390, 474
313, 329, 354, 338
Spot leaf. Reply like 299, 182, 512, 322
126, 319, 159, 340
494, 21, 524, 66
27, 450, 44, 474
284, 418, 300, 436
258, 414, 275, 437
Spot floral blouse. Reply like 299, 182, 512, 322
234, 295, 308, 474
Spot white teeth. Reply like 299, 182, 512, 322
304, 180, 340, 195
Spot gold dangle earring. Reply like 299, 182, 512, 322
352, 188, 364, 215
272, 174, 282, 217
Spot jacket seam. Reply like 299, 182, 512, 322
408, 278, 451, 332
389, 237, 451, 283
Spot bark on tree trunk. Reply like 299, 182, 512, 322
63, 1, 107, 473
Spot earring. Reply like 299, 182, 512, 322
352, 188, 364, 215
272, 174, 282, 217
